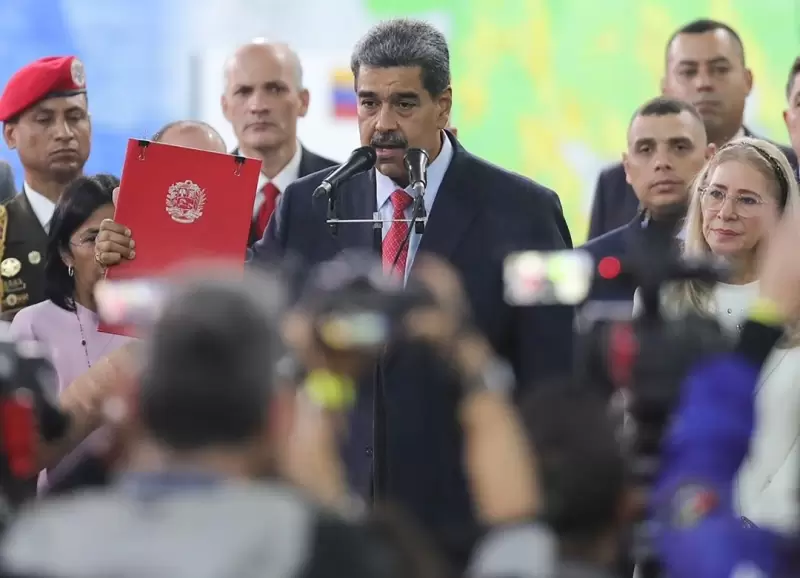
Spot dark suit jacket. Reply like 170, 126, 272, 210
1, 192, 47, 319
580, 218, 639, 304
0, 162, 16, 205
586, 131, 798, 240
241, 146, 338, 246
250, 132, 574, 559
581, 211, 684, 309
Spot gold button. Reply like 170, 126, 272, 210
1, 258, 21, 278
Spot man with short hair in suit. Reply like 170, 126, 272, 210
582, 97, 712, 305
253, 18, 574, 563
588, 19, 797, 240
94, 17, 575, 570
222, 40, 337, 246
782, 56, 800, 170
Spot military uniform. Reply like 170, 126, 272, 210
0, 55, 87, 318
0, 194, 47, 319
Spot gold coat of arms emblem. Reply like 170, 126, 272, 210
165, 180, 207, 224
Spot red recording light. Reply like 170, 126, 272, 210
598, 257, 622, 280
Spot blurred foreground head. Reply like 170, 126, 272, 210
521, 381, 632, 568
136, 267, 289, 475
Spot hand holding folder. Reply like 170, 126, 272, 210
98, 139, 261, 335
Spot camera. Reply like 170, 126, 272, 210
0, 338, 70, 516
297, 249, 432, 352
504, 246, 732, 577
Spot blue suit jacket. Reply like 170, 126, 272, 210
250, 132, 574, 558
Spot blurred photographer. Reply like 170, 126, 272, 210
520, 382, 637, 578
284, 252, 557, 577
0, 270, 398, 578
653, 201, 800, 577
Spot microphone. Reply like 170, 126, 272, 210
404, 148, 429, 197
313, 146, 377, 199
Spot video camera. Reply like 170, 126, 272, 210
504, 246, 732, 578
296, 249, 432, 352
0, 338, 70, 515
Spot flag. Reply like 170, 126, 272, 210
331, 68, 357, 119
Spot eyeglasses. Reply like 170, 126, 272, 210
700, 188, 773, 217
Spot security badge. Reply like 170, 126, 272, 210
671, 483, 719, 528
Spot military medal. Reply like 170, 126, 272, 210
1, 257, 21, 278
5, 294, 17, 308
28, 251, 41, 265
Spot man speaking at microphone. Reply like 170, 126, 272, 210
94, 18, 573, 565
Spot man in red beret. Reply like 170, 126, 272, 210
0, 55, 91, 317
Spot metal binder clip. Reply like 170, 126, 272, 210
233, 155, 246, 177
137, 140, 150, 161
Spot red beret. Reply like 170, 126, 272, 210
0, 56, 87, 122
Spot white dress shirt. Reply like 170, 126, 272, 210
24, 183, 56, 232
375, 132, 454, 281
252, 142, 303, 219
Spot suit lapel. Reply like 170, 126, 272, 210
414, 140, 481, 264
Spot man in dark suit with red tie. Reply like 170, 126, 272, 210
588, 19, 797, 240
252, 18, 574, 563
95, 19, 574, 567
222, 40, 337, 245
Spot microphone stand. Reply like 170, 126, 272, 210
327, 186, 339, 236
410, 182, 426, 234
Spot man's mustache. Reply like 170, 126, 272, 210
371, 133, 407, 148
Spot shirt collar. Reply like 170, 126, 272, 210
256, 141, 303, 193
23, 182, 56, 230
375, 130, 454, 210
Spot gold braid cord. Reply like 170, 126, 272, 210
0, 205, 8, 311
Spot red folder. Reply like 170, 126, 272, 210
99, 139, 260, 336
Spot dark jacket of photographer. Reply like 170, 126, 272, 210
0, 482, 393, 578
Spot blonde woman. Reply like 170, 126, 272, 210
640, 137, 800, 533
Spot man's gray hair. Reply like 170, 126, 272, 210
350, 19, 451, 96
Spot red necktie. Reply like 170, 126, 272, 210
382, 189, 414, 278
255, 182, 281, 239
